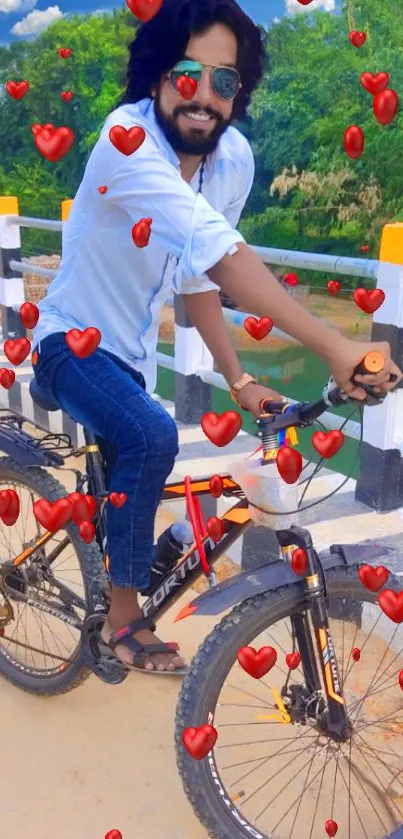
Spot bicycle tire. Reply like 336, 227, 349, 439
0, 456, 107, 696
175, 564, 403, 839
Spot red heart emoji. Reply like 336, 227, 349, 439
201, 411, 242, 447
34, 126, 75, 162
373, 89, 399, 126
378, 589, 403, 623
0, 369, 15, 389
295, 0, 314, 4
358, 564, 389, 592
176, 76, 198, 100
312, 430, 344, 459
237, 645, 277, 679
98, 185, 107, 194
399, 670, 403, 690
61, 91, 74, 102
349, 31, 366, 47
4, 337, 31, 365
344, 125, 365, 159
276, 447, 303, 484
58, 48, 71, 58
181, 724, 218, 760
33, 498, 73, 533
209, 475, 224, 498
1, 489, 20, 526
5, 80, 30, 100
109, 125, 146, 156
360, 72, 390, 96
327, 280, 341, 296
125, 0, 163, 21
79, 521, 95, 543
68, 492, 97, 523
20, 302, 39, 329
325, 820, 338, 838
361, 244, 370, 253
244, 316, 274, 341
0, 490, 12, 516
284, 272, 298, 286
105, 832, 122, 839
109, 492, 128, 508
352, 647, 361, 662
206, 516, 225, 542
132, 217, 152, 248
353, 288, 385, 314
286, 652, 301, 670
65, 327, 101, 358
291, 548, 308, 576
69, 492, 89, 524
85, 495, 98, 520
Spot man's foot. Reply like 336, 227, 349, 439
101, 618, 186, 672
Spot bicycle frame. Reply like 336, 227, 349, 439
5, 424, 350, 736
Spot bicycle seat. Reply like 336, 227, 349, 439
29, 379, 60, 412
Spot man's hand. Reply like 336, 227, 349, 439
237, 383, 284, 418
328, 338, 403, 400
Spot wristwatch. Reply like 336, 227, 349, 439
230, 372, 258, 405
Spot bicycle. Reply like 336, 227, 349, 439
0, 350, 402, 839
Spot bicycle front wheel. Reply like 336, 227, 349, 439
175, 565, 403, 839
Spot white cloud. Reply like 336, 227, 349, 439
286, 0, 336, 14
0, 0, 36, 12
91, 7, 110, 14
11, 3, 64, 35
273, 16, 281, 23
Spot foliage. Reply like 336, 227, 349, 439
0, 0, 401, 278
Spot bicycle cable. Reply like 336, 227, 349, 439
247, 404, 364, 518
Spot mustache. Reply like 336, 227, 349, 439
175, 107, 221, 121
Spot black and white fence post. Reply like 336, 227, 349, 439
356, 223, 403, 511
0, 196, 26, 340
173, 293, 213, 424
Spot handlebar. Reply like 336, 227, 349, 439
257, 351, 398, 434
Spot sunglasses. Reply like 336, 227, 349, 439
168, 59, 242, 101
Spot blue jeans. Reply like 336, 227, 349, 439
33, 332, 179, 590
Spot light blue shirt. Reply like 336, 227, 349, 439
33, 98, 255, 392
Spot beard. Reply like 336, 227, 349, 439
153, 87, 232, 156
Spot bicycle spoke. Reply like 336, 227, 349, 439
305, 737, 330, 839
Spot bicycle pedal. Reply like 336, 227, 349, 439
82, 613, 128, 685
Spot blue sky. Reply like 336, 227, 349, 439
0, 0, 341, 45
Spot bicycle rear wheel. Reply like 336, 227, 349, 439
175, 565, 403, 839
0, 456, 107, 695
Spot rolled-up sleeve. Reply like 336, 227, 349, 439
95, 133, 245, 294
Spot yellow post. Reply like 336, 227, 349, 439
61, 199, 73, 222
379, 223, 403, 265
0, 196, 19, 216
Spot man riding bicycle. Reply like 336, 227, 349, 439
31, 0, 402, 675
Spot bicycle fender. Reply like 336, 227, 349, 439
175, 540, 394, 620
0, 426, 64, 468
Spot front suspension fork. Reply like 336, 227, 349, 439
278, 526, 350, 738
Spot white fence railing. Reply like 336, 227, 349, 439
1, 197, 403, 510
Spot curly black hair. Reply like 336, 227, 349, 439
118, 0, 268, 121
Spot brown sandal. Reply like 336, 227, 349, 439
107, 617, 188, 676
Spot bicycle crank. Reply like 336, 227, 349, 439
81, 612, 128, 685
